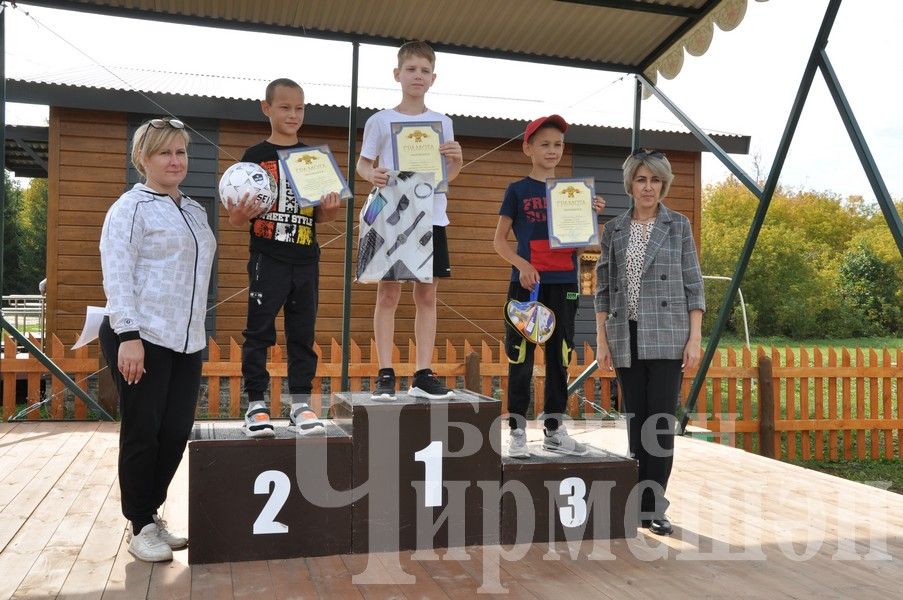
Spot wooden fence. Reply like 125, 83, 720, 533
2, 333, 900, 462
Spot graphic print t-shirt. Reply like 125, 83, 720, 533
499, 176, 577, 284
242, 140, 318, 264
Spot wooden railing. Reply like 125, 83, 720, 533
2, 334, 900, 462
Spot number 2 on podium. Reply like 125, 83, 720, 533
253, 470, 290, 534
414, 441, 443, 507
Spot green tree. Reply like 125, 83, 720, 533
17, 179, 48, 294
2, 170, 23, 295
839, 241, 902, 335
699, 177, 884, 338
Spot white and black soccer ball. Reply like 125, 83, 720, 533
218, 162, 275, 211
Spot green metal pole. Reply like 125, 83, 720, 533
1, 5, 6, 299
677, 0, 844, 432
816, 49, 903, 258
631, 76, 642, 152
340, 41, 360, 391
2, 317, 113, 420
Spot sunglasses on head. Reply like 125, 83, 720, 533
148, 117, 185, 130
631, 148, 664, 159
136, 117, 186, 152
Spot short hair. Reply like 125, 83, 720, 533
131, 119, 191, 178
397, 41, 436, 69
265, 78, 303, 103
622, 151, 674, 200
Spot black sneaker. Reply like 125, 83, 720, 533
371, 368, 397, 401
408, 369, 455, 400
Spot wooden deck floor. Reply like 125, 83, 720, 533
1, 420, 901, 599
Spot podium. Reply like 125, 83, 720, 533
333, 391, 502, 552
500, 444, 638, 545
187, 390, 638, 564
187, 420, 353, 564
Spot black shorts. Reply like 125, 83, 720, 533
432, 226, 451, 278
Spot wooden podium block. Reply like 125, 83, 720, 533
188, 420, 353, 564
333, 391, 502, 553
500, 444, 638, 545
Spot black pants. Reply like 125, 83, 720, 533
242, 252, 319, 402
616, 320, 683, 516
99, 318, 200, 524
505, 281, 578, 431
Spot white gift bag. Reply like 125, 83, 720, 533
356, 171, 435, 283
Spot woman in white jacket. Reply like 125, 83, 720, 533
99, 117, 216, 562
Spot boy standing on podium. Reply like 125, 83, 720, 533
356, 41, 464, 401
493, 115, 605, 458
226, 78, 342, 437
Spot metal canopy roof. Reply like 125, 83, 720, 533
5, 126, 49, 179
23, 0, 765, 82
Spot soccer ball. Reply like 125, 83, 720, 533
218, 162, 275, 211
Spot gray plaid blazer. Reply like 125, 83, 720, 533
594, 203, 705, 368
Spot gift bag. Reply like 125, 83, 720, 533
356, 171, 435, 283
504, 284, 556, 344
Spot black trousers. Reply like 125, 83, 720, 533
99, 318, 201, 524
505, 281, 578, 431
242, 252, 319, 401
616, 320, 683, 516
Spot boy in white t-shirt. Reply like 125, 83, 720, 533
356, 41, 464, 400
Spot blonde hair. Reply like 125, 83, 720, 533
622, 151, 674, 200
131, 120, 191, 178
397, 41, 436, 69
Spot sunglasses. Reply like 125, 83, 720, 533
631, 148, 664, 159
148, 117, 185, 130
136, 117, 186, 150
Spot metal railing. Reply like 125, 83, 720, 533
1, 294, 46, 348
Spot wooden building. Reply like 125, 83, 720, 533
7, 79, 749, 359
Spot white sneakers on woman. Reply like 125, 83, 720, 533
127, 515, 188, 562
128, 523, 172, 562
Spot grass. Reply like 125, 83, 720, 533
792, 459, 903, 494
704, 333, 903, 354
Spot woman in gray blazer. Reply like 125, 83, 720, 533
594, 149, 705, 536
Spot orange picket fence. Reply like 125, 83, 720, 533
2, 333, 900, 462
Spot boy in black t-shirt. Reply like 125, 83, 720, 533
226, 78, 341, 437
492, 115, 605, 458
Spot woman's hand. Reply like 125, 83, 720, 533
118, 339, 145, 385
682, 337, 702, 370
595, 333, 614, 371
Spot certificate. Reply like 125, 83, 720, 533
545, 177, 599, 248
277, 145, 353, 207
390, 121, 448, 193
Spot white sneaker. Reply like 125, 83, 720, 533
153, 514, 188, 549
507, 428, 531, 459
542, 425, 589, 456
128, 523, 173, 562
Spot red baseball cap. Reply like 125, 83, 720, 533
524, 114, 568, 143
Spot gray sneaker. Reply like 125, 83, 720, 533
507, 428, 530, 459
542, 425, 588, 456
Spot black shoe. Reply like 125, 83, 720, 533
408, 369, 455, 400
371, 369, 396, 401
647, 517, 673, 536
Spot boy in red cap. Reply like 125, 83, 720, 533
493, 115, 605, 457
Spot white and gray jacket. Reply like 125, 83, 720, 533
100, 183, 217, 354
